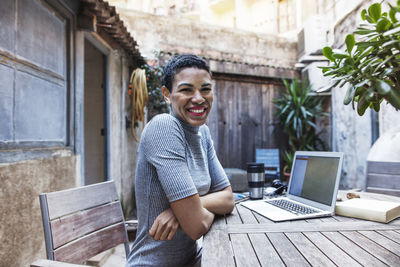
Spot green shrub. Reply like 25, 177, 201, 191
322, 1, 400, 115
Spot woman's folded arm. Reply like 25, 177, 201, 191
200, 186, 234, 215
170, 194, 215, 240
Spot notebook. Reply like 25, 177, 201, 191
241, 151, 344, 222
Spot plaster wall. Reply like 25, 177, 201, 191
330, 0, 400, 189
0, 154, 78, 267
108, 49, 140, 217
116, 8, 297, 69
331, 84, 371, 189
0, 35, 140, 267
379, 104, 400, 134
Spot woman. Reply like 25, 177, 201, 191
126, 54, 234, 267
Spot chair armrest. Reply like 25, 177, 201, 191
31, 259, 87, 267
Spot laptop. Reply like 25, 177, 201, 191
241, 151, 344, 222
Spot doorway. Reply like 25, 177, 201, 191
84, 39, 107, 185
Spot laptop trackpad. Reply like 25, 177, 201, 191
241, 200, 296, 221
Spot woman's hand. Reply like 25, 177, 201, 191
149, 208, 180, 241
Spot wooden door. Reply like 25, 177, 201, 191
84, 40, 107, 185
207, 75, 286, 170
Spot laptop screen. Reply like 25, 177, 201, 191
288, 155, 340, 205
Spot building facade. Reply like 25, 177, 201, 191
0, 0, 143, 266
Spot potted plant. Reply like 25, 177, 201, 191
321, 2, 400, 115
274, 79, 328, 182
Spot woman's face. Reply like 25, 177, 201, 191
163, 67, 213, 127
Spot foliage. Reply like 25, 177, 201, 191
322, 1, 400, 116
142, 61, 169, 120
274, 79, 328, 173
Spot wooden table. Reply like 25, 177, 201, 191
202, 191, 400, 266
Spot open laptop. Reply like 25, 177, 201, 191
241, 151, 344, 222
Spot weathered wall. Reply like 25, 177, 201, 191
116, 8, 297, 68
330, 1, 375, 189
331, 84, 372, 189
0, 1, 142, 266
0, 154, 78, 267
108, 50, 140, 217
116, 8, 298, 172
331, 0, 400, 189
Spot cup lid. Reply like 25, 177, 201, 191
247, 162, 264, 172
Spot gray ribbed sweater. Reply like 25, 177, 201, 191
126, 113, 230, 267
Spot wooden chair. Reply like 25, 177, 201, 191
31, 181, 130, 266
255, 148, 280, 182
365, 161, 400, 197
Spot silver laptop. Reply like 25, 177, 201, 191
241, 151, 344, 222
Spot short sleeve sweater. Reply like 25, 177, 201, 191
126, 113, 230, 267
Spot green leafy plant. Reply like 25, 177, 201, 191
142, 62, 169, 120
274, 79, 328, 173
322, 1, 400, 116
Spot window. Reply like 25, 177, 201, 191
0, 0, 72, 150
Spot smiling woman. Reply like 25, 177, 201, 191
162, 67, 213, 126
126, 54, 234, 267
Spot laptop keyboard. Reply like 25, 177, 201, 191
267, 199, 319, 215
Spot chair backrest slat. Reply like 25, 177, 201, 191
50, 201, 124, 249
44, 180, 119, 220
53, 222, 127, 264
367, 161, 400, 175
366, 161, 400, 196
39, 181, 130, 264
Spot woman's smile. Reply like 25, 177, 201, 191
188, 106, 207, 116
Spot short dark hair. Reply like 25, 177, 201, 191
162, 54, 211, 91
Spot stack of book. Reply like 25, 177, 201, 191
335, 198, 400, 223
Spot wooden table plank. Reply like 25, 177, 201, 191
230, 234, 260, 267
203, 192, 400, 267
377, 230, 400, 243
239, 203, 275, 224
322, 231, 387, 267
252, 212, 274, 224
267, 233, 310, 267
210, 215, 227, 230
236, 204, 259, 224
319, 216, 337, 222
304, 231, 362, 266
340, 231, 400, 266
248, 233, 284, 267
285, 232, 336, 267
227, 220, 400, 234
359, 230, 400, 255
305, 218, 323, 223
333, 215, 357, 221
202, 229, 235, 267
226, 205, 243, 224
236, 205, 286, 266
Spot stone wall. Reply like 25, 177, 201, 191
0, 154, 78, 267
116, 8, 297, 69
115, 7, 300, 173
